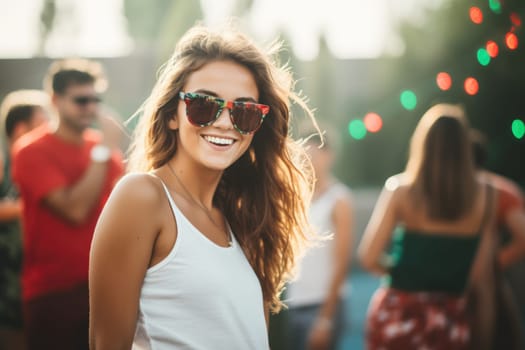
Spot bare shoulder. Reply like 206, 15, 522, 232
384, 173, 410, 196
95, 172, 168, 245
100, 172, 168, 231
109, 172, 165, 205
333, 182, 353, 205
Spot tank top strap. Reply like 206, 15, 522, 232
150, 174, 186, 226
149, 173, 237, 250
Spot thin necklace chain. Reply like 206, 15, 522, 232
167, 162, 232, 246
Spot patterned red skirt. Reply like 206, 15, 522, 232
366, 287, 471, 350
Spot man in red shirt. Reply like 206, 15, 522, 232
11, 59, 124, 350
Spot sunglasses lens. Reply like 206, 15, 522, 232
73, 96, 100, 106
181, 92, 268, 134
185, 96, 220, 126
231, 104, 264, 134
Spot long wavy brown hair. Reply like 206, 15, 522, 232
127, 23, 318, 312
405, 103, 477, 220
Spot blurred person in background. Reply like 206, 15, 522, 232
357, 103, 524, 350
89, 23, 318, 350
470, 130, 525, 268
11, 59, 124, 350
0, 89, 50, 350
471, 129, 525, 348
286, 131, 353, 350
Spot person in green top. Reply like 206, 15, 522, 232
357, 103, 524, 350
0, 90, 49, 350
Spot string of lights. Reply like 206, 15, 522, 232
347, 0, 523, 141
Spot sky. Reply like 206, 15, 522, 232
0, 0, 131, 57
0, 0, 443, 60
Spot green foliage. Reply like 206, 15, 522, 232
123, 0, 174, 40
394, 0, 525, 187
156, 1, 204, 63
123, 0, 204, 63
116, 0, 525, 188
288, 0, 524, 188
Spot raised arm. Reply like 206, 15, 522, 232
43, 158, 112, 224
89, 174, 164, 350
44, 115, 123, 224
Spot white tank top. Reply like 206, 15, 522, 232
132, 180, 269, 350
286, 182, 352, 307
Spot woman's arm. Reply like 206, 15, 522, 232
89, 174, 164, 350
498, 207, 525, 269
358, 179, 400, 275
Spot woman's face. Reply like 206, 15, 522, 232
171, 60, 259, 171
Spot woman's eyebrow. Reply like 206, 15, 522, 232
193, 89, 258, 103
234, 97, 258, 103
193, 89, 217, 97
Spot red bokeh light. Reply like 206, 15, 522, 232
363, 113, 383, 133
510, 13, 522, 27
469, 7, 483, 24
464, 77, 479, 96
505, 32, 519, 50
436, 72, 452, 91
486, 40, 499, 57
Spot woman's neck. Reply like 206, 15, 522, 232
168, 157, 222, 210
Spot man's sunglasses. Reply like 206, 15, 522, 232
71, 96, 101, 106
178, 92, 270, 135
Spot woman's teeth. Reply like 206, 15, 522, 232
204, 136, 234, 145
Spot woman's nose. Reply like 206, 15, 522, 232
211, 107, 234, 130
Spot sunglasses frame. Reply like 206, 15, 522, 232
71, 95, 102, 107
178, 91, 270, 135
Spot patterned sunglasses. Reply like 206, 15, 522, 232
178, 92, 270, 134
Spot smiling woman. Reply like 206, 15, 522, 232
88, 22, 319, 350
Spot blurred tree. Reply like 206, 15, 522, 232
38, 0, 56, 56
327, 0, 525, 188
156, 1, 204, 62
123, 0, 173, 49
123, 0, 203, 62
392, 0, 525, 186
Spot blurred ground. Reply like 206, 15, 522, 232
339, 271, 380, 349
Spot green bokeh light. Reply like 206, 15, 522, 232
348, 120, 367, 140
511, 119, 525, 139
477, 48, 491, 66
489, 0, 502, 14
400, 90, 417, 110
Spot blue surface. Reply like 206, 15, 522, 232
338, 271, 380, 350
